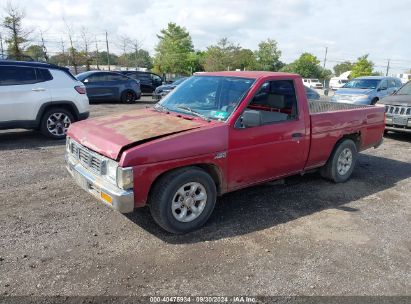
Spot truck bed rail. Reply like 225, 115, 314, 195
309, 101, 369, 114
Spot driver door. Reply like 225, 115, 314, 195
227, 80, 309, 191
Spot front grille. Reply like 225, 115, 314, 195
69, 141, 104, 175
385, 105, 411, 116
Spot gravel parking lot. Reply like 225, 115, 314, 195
0, 96, 410, 297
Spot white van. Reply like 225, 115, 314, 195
302, 78, 323, 89
329, 77, 348, 90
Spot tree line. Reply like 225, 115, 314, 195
1, 4, 375, 79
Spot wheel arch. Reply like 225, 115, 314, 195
36, 101, 80, 128
146, 163, 223, 206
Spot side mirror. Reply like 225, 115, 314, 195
378, 86, 387, 91
242, 109, 262, 128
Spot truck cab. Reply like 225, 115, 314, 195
66, 72, 385, 234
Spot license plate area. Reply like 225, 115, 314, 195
72, 169, 101, 197
393, 116, 408, 126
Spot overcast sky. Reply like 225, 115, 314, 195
2, 0, 411, 74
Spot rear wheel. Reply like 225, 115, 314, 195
121, 90, 137, 104
40, 108, 74, 139
149, 167, 217, 234
320, 139, 358, 183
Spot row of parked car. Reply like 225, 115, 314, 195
0, 60, 410, 140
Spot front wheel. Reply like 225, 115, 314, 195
121, 90, 137, 104
320, 139, 358, 183
149, 167, 217, 234
40, 108, 74, 139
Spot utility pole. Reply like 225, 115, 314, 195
105, 31, 110, 70
323, 46, 328, 69
40, 31, 48, 62
323, 46, 328, 90
95, 36, 99, 70
0, 33, 4, 59
386, 59, 390, 76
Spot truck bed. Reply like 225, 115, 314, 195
305, 101, 385, 170
309, 101, 369, 114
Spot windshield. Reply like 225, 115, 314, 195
158, 76, 255, 121
396, 82, 411, 95
343, 79, 380, 89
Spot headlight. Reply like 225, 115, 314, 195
105, 159, 118, 183
117, 167, 133, 190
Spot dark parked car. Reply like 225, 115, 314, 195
153, 77, 188, 100
379, 81, 411, 134
304, 86, 320, 101
76, 71, 141, 103
119, 71, 163, 94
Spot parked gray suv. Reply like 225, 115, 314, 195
331, 76, 402, 105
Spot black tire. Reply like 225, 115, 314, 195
371, 98, 379, 105
320, 139, 358, 183
121, 90, 137, 104
149, 167, 217, 234
40, 108, 74, 139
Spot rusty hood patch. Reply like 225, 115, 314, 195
68, 108, 203, 160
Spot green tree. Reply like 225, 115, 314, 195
154, 22, 194, 74
333, 61, 353, 76
187, 51, 205, 74
350, 54, 374, 78
132, 49, 153, 69
25, 44, 44, 61
280, 53, 323, 78
254, 39, 283, 71
2, 3, 30, 60
234, 48, 257, 70
203, 38, 241, 71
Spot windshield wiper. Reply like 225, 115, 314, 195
153, 103, 170, 113
176, 106, 210, 122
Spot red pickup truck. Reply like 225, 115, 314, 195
66, 71, 385, 233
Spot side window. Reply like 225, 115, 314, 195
36, 68, 53, 82
139, 74, 151, 84
123, 72, 136, 79
395, 79, 402, 87
151, 74, 162, 84
85, 74, 105, 83
106, 73, 124, 81
245, 80, 298, 126
380, 79, 388, 90
0, 66, 37, 85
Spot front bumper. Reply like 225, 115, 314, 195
66, 154, 134, 213
385, 114, 411, 133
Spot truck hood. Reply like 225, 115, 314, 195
67, 108, 204, 160
335, 88, 373, 95
380, 94, 411, 106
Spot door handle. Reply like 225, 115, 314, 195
292, 133, 303, 138
32, 88, 46, 92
